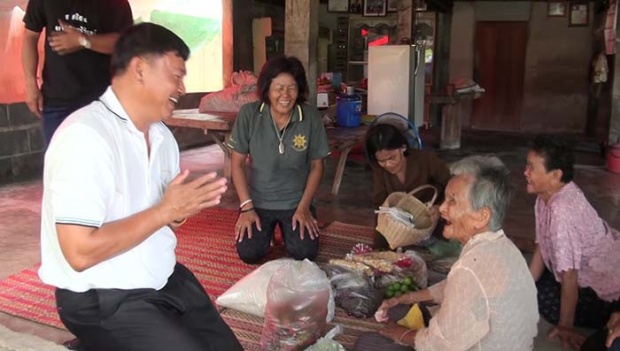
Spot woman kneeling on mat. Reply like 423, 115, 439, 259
228, 56, 330, 264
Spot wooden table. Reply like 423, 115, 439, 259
165, 109, 237, 178
165, 109, 369, 196
427, 92, 484, 150
326, 124, 369, 195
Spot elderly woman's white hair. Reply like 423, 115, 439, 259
449, 155, 512, 231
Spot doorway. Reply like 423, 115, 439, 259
472, 21, 527, 131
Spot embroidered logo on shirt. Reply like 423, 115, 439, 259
292, 134, 308, 151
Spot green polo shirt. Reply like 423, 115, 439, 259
228, 101, 330, 210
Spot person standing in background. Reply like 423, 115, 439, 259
22, 0, 133, 145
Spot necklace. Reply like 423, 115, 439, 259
271, 112, 293, 154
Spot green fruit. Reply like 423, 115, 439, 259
400, 284, 410, 292
385, 290, 394, 298
392, 282, 402, 290
403, 277, 413, 286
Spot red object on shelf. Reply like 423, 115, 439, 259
369, 36, 389, 47
608, 143, 620, 174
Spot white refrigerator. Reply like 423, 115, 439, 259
367, 45, 425, 127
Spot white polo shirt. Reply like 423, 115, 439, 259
39, 87, 180, 292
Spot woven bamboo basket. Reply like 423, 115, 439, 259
376, 184, 438, 249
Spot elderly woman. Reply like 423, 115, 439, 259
364, 123, 450, 247
525, 136, 620, 350
355, 155, 539, 351
227, 56, 330, 264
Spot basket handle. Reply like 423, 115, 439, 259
407, 184, 439, 208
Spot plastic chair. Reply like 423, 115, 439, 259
369, 112, 423, 150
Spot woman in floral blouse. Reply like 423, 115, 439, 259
525, 136, 620, 350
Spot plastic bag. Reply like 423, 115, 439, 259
261, 259, 333, 351
427, 240, 462, 259
198, 70, 259, 113
216, 258, 293, 317
303, 326, 346, 351
324, 264, 383, 318
350, 251, 428, 290
374, 206, 416, 228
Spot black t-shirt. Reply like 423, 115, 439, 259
23, 0, 133, 107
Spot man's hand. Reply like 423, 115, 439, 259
548, 325, 585, 350
292, 207, 319, 240
48, 20, 84, 55
25, 84, 43, 118
235, 210, 261, 242
159, 171, 227, 222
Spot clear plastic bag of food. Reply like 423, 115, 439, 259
216, 258, 293, 317
261, 259, 333, 351
304, 325, 346, 351
323, 264, 383, 318
350, 251, 428, 291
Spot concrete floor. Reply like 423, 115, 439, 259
0, 128, 618, 350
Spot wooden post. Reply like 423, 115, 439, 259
440, 102, 461, 149
285, 0, 319, 107
432, 12, 453, 126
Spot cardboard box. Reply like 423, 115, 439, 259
317, 92, 329, 108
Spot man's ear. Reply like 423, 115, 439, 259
128, 56, 145, 84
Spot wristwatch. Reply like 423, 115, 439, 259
78, 35, 91, 49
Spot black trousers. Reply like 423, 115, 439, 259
537, 269, 620, 329
236, 206, 319, 264
581, 329, 620, 351
56, 263, 243, 351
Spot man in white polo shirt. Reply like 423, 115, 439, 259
39, 23, 243, 351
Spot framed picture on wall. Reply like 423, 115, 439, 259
349, 0, 363, 14
387, 0, 398, 12
568, 1, 589, 26
363, 0, 387, 16
547, 1, 567, 17
328, 0, 350, 12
